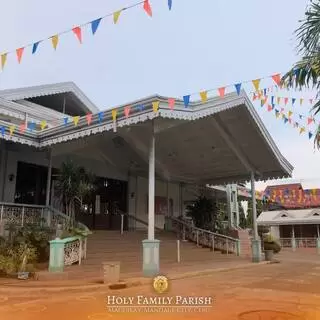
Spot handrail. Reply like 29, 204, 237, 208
0, 202, 45, 209
169, 216, 238, 242
125, 213, 163, 232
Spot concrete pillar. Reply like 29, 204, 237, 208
250, 172, 261, 263
45, 149, 52, 207
291, 225, 296, 251
48, 239, 65, 272
0, 142, 7, 202
142, 122, 160, 277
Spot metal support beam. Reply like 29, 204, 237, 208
211, 116, 259, 175
45, 149, 52, 207
251, 172, 258, 240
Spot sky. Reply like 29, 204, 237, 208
0, 0, 319, 191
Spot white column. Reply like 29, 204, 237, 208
148, 124, 155, 240
166, 180, 170, 216
251, 172, 258, 240
291, 225, 295, 238
317, 225, 320, 238
45, 149, 52, 207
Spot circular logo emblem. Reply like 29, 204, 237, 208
153, 275, 169, 294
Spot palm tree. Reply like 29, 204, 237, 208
55, 159, 95, 226
281, 0, 320, 147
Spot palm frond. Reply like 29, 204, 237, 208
295, 1, 320, 55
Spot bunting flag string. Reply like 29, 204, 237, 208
0, 70, 318, 142
0, 0, 176, 68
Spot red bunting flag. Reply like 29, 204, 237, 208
267, 104, 273, 112
284, 97, 288, 105
143, 0, 152, 17
307, 117, 314, 125
72, 27, 82, 43
19, 123, 26, 133
253, 93, 257, 101
271, 74, 281, 86
168, 98, 175, 110
86, 113, 93, 125
124, 106, 131, 118
218, 87, 225, 97
16, 47, 24, 63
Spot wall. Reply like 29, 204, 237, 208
270, 226, 280, 239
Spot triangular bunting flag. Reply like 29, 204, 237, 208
300, 98, 303, 106
299, 115, 303, 119
63, 117, 69, 125
113, 10, 122, 24
19, 123, 26, 133
284, 97, 288, 105
253, 93, 257, 101
168, 0, 173, 10
143, 0, 152, 17
275, 110, 280, 118
124, 106, 131, 118
183, 95, 190, 107
234, 83, 241, 95
261, 98, 267, 107
271, 96, 274, 105
218, 87, 225, 97
152, 101, 160, 112
252, 79, 260, 91
271, 73, 281, 86
72, 27, 82, 44
9, 125, 15, 136
1, 54, 7, 69
267, 104, 273, 112
91, 18, 102, 35
32, 42, 40, 54
292, 98, 296, 105
300, 127, 305, 134
307, 117, 313, 125
73, 116, 80, 126
288, 118, 292, 124
263, 88, 267, 96
138, 104, 145, 111
51, 35, 59, 50
277, 97, 281, 105
16, 47, 24, 64
0, 126, 5, 137
86, 113, 93, 125
288, 111, 293, 117
28, 122, 36, 131
168, 98, 175, 110
40, 120, 47, 130
200, 91, 208, 102
284, 117, 288, 124
98, 112, 103, 122
309, 132, 313, 139
112, 109, 117, 121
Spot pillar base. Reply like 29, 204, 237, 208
142, 239, 160, 277
317, 238, 320, 254
251, 239, 261, 263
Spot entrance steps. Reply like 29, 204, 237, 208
63, 230, 242, 280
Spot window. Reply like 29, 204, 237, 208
280, 214, 287, 218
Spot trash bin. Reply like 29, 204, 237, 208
102, 261, 120, 284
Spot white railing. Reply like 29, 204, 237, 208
280, 237, 317, 248
63, 236, 87, 266
166, 216, 239, 255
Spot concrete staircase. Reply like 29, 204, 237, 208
237, 230, 252, 258
64, 230, 239, 280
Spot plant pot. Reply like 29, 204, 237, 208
264, 250, 274, 261
17, 272, 29, 280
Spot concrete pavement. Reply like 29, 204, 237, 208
0, 259, 320, 319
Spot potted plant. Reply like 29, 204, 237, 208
263, 234, 281, 261
17, 244, 37, 280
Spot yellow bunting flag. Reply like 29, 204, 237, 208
200, 91, 208, 102
1, 53, 7, 69
112, 109, 117, 121
40, 120, 47, 130
277, 97, 281, 105
252, 79, 260, 91
152, 101, 160, 113
275, 111, 280, 119
300, 98, 303, 106
51, 35, 59, 50
73, 116, 80, 126
9, 125, 15, 136
299, 127, 305, 134
288, 110, 293, 117
113, 10, 122, 24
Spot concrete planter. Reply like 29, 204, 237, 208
264, 250, 274, 261
102, 261, 120, 284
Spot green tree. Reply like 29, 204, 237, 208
246, 199, 263, 229
282, 1, 320, 146
55, 159, 95, 225
238, 202, 247, 228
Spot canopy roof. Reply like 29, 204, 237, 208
257, 209, 320, 225
0, 87, 293, 184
